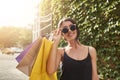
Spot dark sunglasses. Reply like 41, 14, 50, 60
62, 24, 76, 34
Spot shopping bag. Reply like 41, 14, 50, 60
16, 37, 42, 76
30, 37, 57, 80
16, 42, 34, 63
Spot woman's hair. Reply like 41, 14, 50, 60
58, 17, 80, 40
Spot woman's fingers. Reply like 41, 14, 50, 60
52, 29, 62, 43
53, 29, 61, 36
57, 29, 60, 35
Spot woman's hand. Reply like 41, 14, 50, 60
52, 28, 62, 45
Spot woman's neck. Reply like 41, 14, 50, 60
67, 40, 81, 49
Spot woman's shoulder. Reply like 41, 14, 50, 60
87, 46, 97, 59
88, 46, 96, 52
57, 47, 65, 56
58, 47, 65, 51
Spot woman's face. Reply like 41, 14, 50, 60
60, 21, 77, 41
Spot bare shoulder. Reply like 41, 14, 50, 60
57, 47, 65, 56
88, 46, 97, 59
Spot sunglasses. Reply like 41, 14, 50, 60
62, 24, 76, 34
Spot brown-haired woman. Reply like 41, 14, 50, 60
47, 17, 99, 80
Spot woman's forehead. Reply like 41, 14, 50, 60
61, 21, 73, 28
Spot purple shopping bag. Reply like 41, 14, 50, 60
16, 44, 33, 63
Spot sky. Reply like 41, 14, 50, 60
0, 0, 40, 27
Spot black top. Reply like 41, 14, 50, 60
60, 48, 92, 80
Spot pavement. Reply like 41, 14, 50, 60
0, 53, 29, 80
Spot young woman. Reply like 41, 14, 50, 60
47, 18, 99, 80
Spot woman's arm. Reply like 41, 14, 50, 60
89, 46, 99, 80
47, 42, 62, 75
46, 29, 62, 75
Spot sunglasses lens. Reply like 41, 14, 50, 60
62, 28, 68, 34
70, 25, 76, 31
62, 25, 76, 34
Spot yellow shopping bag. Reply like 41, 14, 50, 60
30, 37, 57, 80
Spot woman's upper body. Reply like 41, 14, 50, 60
47, 18, 99, 80
60, 46, 92, 80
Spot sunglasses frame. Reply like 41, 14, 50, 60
62, 24, 76, 34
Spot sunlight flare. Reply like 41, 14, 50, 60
0, 0, 41, 27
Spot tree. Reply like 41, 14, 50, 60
0, 27, 32, 48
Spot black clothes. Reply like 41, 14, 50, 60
60, 48, 92, 80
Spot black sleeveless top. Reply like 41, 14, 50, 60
60, 48, 92, 80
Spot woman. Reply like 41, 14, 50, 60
47, 17, 99, 80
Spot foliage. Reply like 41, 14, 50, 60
39, 0, 52, 16
0, 27, 32, 48
40, 0, 120, 79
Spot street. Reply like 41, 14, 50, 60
0, 53, 29, 80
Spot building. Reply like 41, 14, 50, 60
32, 4, 52, 42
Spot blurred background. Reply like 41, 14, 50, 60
0, 0, 120, 80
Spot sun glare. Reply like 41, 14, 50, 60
0, 0, 40, 27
